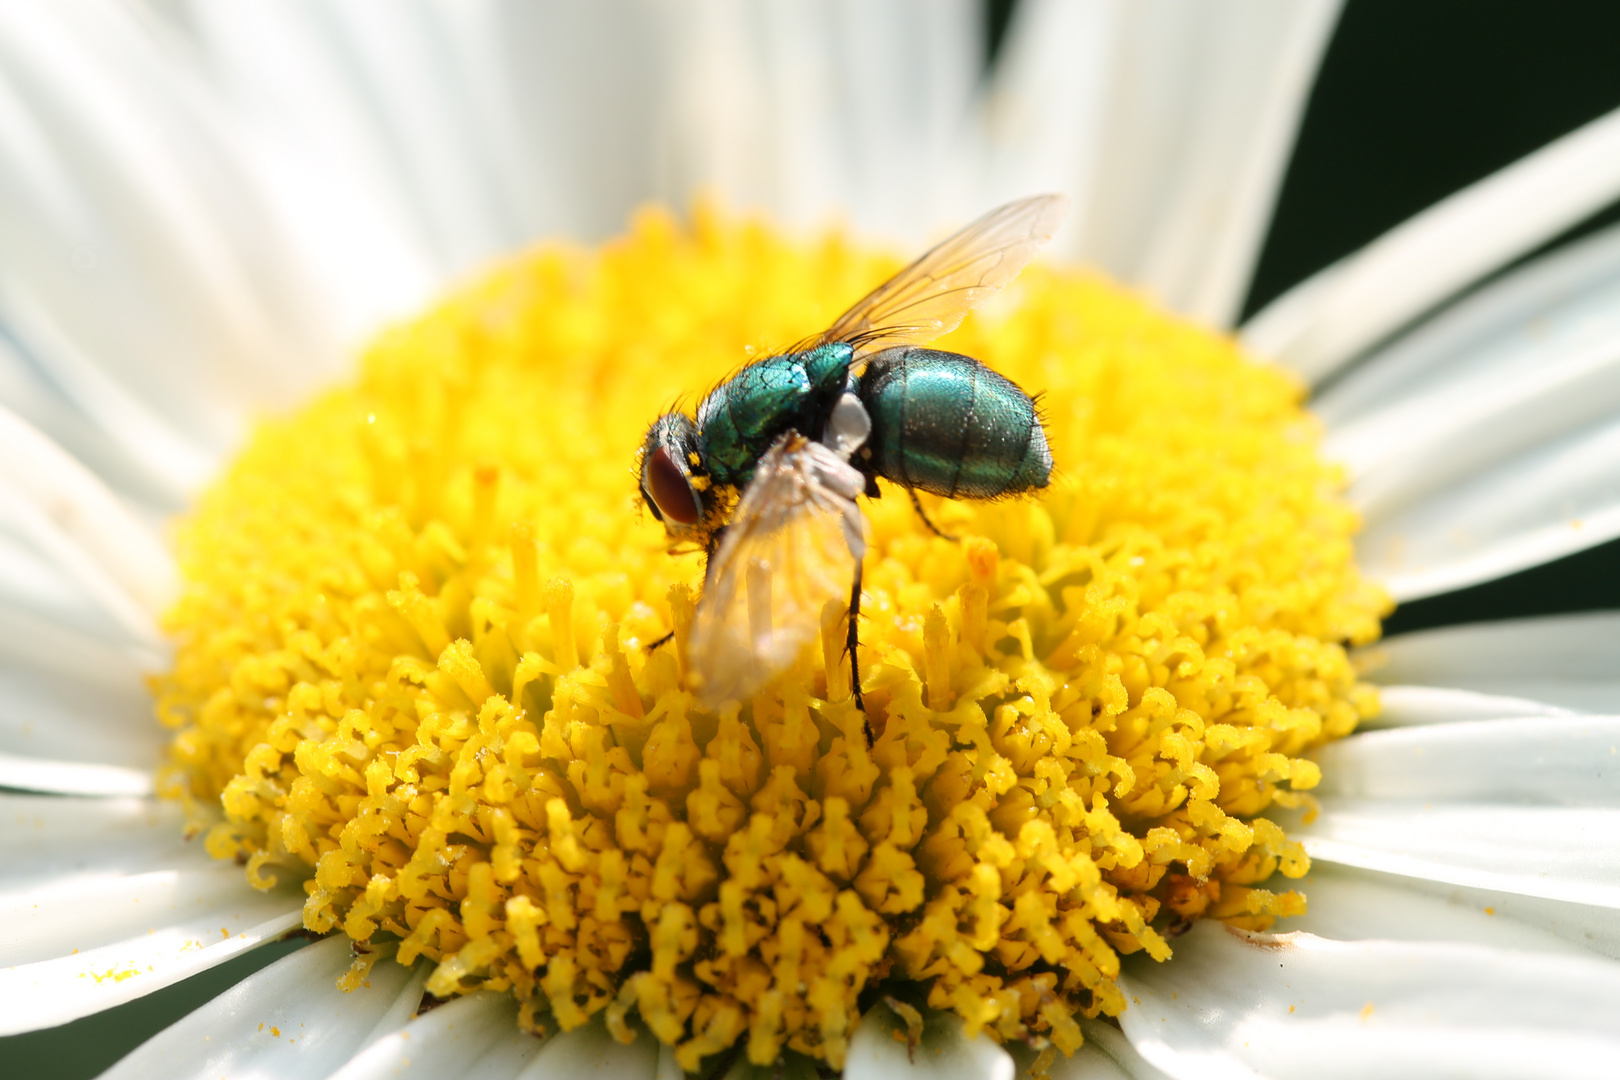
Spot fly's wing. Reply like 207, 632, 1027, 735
688, 434, 867, 707
816, 193, 1068, 359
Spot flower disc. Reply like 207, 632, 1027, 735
157, 206, 1388, 1070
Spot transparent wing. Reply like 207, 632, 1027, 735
816, 193, 1068, 359
688, 435, 867, 707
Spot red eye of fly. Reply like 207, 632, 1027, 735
647, 446, 700, 525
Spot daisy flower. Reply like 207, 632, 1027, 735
3, 2, 1619, 1079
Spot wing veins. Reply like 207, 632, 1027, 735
688, 436, 865, 706
816, 194, 1068, 359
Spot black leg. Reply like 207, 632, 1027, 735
907, 488, 958, 541
847, 560, 871, 744
646, 631, 673, 651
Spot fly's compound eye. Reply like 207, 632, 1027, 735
645, 445, 701, 525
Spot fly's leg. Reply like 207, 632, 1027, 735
651, 530, 724, 653
907, 487, 959, 541
847, 561, 871, 745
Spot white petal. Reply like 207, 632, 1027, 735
0, 296, 215, 498
1368, 685, 1572, 730
1302, 222, 1620, 597
987, 0, 1339, 327
513, 1014, 658, 1080
1313, 220, 1620, 434
185, 0, 566, 263
1294, 802, 1620, 909
0, 791, 183, 881
99, 935, 426, 1080
1365, 613, 1620, 714
657, 1042, 683, 1080
971, 0, 1111, 247
1244, 105, 1620, 382
1290, 863, 1620, 961
0, 605, 167, 786
0, 861, 289, 969
0, 328, 186, 510
186, 0, 688, 260
1056, 1019, 1175, 1080
0, 793, 303, 1034
1313, 715, 1620, 806
0, 0, 344, 466
0, 483, 159, 644
1017, 1023, 1172, 1080
160, 0, 439, 343
327, 992, 545, 1080
825, 0, 983, 242
0, 484, 169, 648
1286, 863, 1591, 954
1119, 921, 1620, 1080
0, 402, 173, 625
1297, 714, 1620, 908
0, 754, 153, 796
1354, 413, 1620, 600
1317, 221, 1620, 475
475, 0, 683, 242
317, 1, 529, 271
471, 1020, 555, 1080
0, 895, 302, 1036
0, 530, 138, 643
845, 1001, 1014, 1080
656, 0, 983, 247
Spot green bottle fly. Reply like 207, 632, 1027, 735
634, 194, 1069, 716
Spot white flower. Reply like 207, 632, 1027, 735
2, 1, 1619, 1077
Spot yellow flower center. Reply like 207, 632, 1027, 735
155, 206, 1387, 1070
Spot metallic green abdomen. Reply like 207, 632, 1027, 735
860, 348, 1051, 499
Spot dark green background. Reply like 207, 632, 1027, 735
10, 1, 1620, 1075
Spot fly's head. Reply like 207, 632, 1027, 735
638, 412, 716, 545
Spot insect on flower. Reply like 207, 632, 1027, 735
637, 195, 1067, 716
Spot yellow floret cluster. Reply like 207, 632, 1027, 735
156, 206, 1387, 1070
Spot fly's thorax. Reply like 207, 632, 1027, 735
696, 343, 855, 488
859, 347, 1052, 499
799, 341, 854, 390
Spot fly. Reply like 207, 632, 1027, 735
637, 194, 1067, 720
